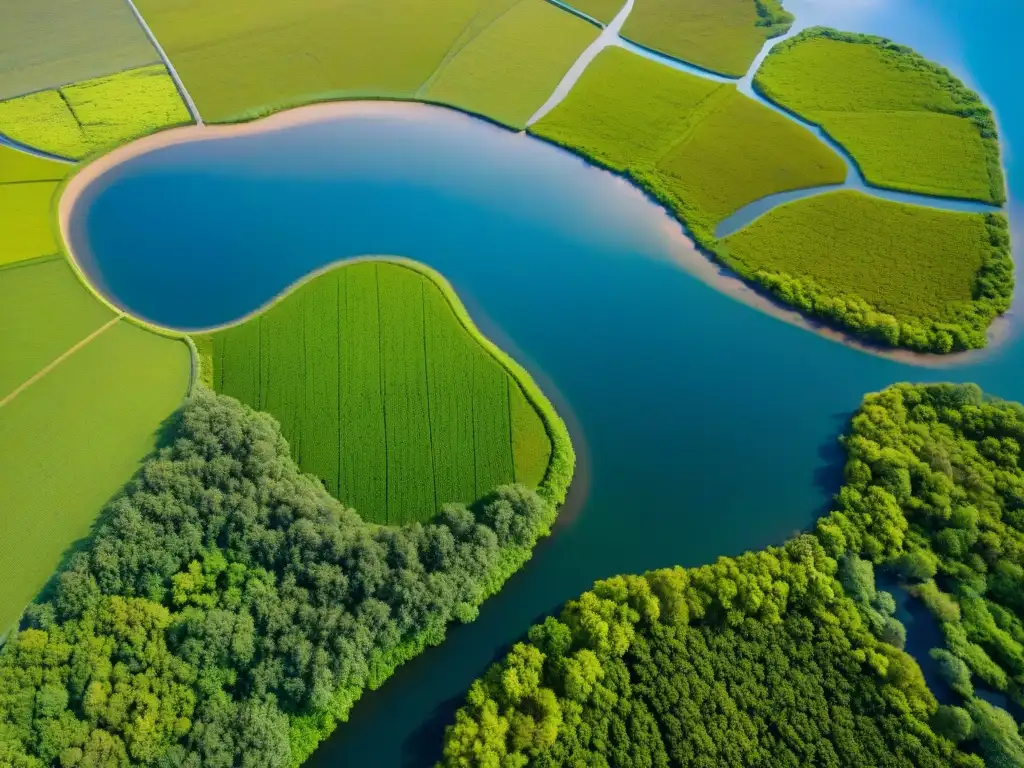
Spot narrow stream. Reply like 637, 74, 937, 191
535, 0, 1005, 237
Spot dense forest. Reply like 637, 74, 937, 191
439, 536, 983, 766
441, 383, 1024, 767
817, 383, 1024, 762
0, 388, 570, 766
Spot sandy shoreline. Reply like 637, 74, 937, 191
58, 98, 1015, 370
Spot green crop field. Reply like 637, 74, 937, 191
421, 0, 598, 128
0, 183, 62, 267
0, 0, 157, 101
0, 258, 190, 634
0, 144, 69, 183
722, 190, 991, 319
0, 65, 191, 159
755, 28, 1005, 203
649, 89, 846, 235
531, 47, 844, 239
565, 0, 623, 23
199, 260, 553, 524
621, 0, 793, 77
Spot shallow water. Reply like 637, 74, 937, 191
67, 0, 1024, 764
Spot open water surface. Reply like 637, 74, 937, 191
68, 0, 1024, 763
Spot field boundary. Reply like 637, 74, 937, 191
0, 314, 122, 409
120, 0, 204, 125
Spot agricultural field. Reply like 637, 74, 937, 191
421, 0, 599, 128
755, 28, 1005, 203
0, 0, 157, 100
0, 145, 69, 267
620, 0, 793, 76
531, 47, 844, 240
199, 260, 553, 525
722, 191, 990, 319
0, 65, 191, 159
0, 258, 190, 635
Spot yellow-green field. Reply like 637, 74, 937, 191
134, 0, 594, 125
0, 0, 158, 100
421, 0, 599, 128
0, 184, 62, 267
0, 258, 191, 634
198, 260, 553, 524
621, 0, 793, 76
0, 65, 191, 159
531, 47, 844, 240
755, 28, 1005, 203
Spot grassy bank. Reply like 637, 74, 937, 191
620, 0, 793, 77
530, 47, 845, 240
721, 192, 1012, 353
755, 27, 1006, 204
196, 259, 556, 525
0, 65, 192, 159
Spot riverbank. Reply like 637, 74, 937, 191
59, 99, 1014, 368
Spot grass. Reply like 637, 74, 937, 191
621, 0, 793, 77
755, 28, 1005, 204
198, 260, 553, 525
721, 191, 991, 320
531, 47, 845, 238
0, 0, 158, 101
564, 0, 623, 23
421, 0, 599, 128
0, 144, 69, 183
134, 0, 482, 122
0, 269, 190, 633
0, 65, 191, 159
0, 257, 115, 400
0, 183, 63, 267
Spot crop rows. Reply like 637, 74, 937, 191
206, 261, 552, 525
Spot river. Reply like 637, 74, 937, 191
63, 0, 1023, 764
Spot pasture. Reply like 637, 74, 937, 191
755, 28, 1005, 203
0, 65, 191, 159
422, 0, 598, 128
0, 258, 190, 634
721, 191, 990, 320
199, 260, 553, 525
0, 0, 157, 100
531, 47, 845, 239
621, 0, 792, 77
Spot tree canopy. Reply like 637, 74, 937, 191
0, 388, 565, 765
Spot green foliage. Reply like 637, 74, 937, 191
721, 192, 1013, 353
0, 0, 158, 101
0, 65, 191, 159
620, 0, 793, 77
966, 697, 1024, 768
420, 0, 598, 129
441, 536, 979, 766
755, 27, 1005, 204
531, 47, 844, 239
817, 383, 1024, 711
0, 387, 570, 764
932, 704, 974, 744
201, 260, 558, 524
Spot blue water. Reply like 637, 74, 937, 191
68, 0, 1024, 764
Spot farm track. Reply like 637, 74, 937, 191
0, 314, 123, 409
121, 0, 204, 125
